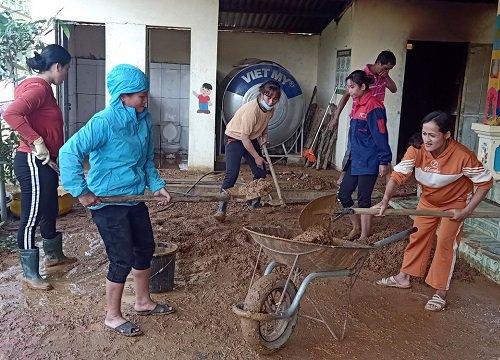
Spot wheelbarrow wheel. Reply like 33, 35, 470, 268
241, 273, 298, 354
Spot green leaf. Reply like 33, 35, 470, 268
61, 24, 71, 39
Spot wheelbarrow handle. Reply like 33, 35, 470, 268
371, 227, 418, 248
342, 208, 500, 218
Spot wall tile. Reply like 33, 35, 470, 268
162, 63, 180, 70
76, 94, 96, 124
149, 68, 162, 98
95, 95, 106, 112
161, 98, 180, 124
180, 68, 190, 98
162, 69, 181, 98
149, 97, 161, 124
180, 98, 189, 126
180, 126, 189, 151
152, 125, 161, 151
96, 64, 106, 95
76, 64, 97, 94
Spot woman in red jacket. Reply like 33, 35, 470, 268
3, 44, 76, 290
337, 70, 392, 241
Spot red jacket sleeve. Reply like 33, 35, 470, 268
3, 83, 46, 144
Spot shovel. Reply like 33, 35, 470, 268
337, 208, 500, 218
100, 192, 232, 203
261, 144, 285, 206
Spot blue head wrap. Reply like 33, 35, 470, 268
107, 64, 149, 107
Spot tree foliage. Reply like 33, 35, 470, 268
0, 9, 56, 82
0, 5, 70, 184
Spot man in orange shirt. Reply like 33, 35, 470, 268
374, 111, 493, 311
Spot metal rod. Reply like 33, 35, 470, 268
343, 207, 500, 219
371, 227, 418, 248
0, 163, 7, 223
275, 269, 355, 319
99, 193, 231, 203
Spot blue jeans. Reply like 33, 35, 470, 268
91, 203, 155, 283
221, 138, 267, 190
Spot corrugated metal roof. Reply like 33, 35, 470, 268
218, 0, 497, 35
219, 0, 351, 34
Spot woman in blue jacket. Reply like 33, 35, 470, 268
59, 64, 175, 337
338, 70, 392, 241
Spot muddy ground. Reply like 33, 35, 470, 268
0, 166, 499, 360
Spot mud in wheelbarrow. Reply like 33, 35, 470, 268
232, 226, 417, 354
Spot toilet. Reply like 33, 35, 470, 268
161, 121, 181, 154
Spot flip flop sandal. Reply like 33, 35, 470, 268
424, 294, 446, 311
136, 303, 176, 316
376, 275, 411, 289
106, 321, 143, 337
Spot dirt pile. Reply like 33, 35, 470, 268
232, 178, 273, 200
292, 225, 364, 248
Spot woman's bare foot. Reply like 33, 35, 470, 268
357, 233, 374, 241
343, 228, 361, 240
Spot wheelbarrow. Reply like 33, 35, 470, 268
232, 226, 417, 354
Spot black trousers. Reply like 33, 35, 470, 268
221, 138, 267, 190
338, 161, 378, 209
14, 152, 59, 249
91, 203, 155, 284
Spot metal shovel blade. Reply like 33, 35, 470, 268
299, 194, 337, 231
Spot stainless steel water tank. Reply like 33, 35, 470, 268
221, 61, 305, 148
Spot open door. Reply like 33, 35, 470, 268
457, 44, 492, 152
397, 41, 468, 162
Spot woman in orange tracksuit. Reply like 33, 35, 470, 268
374, 111, 493, 311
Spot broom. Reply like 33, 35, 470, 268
302, 87, 338, 164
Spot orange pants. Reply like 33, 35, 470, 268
401, 215, 464, 291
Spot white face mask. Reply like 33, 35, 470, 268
259, 98, 274, 111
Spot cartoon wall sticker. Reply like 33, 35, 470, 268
192, 83, 213, 114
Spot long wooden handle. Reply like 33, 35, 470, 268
100, 193, 230, 203
262, 145, 285, 206
348, 208, 500, 218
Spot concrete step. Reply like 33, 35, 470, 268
460, 231, 500, 284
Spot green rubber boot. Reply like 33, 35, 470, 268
43, 233, 77, 268
19, 249, 53, 290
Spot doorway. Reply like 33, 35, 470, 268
397, 41, 468, 161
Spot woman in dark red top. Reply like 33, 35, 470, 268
3, 44, 76, 290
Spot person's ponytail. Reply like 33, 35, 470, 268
26, 45, 71, 73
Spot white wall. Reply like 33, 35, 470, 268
317, 6, 354, 168
31, 0, 219, 171
217, 32, 319, 105
318, 0, 496, 169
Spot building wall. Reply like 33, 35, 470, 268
149, 28, 191, 64
73, 25, 105, 59
31, 0, 219, 171
317, 6, 354, 168
319, 0, 496, 169
217, 32, 319, 106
